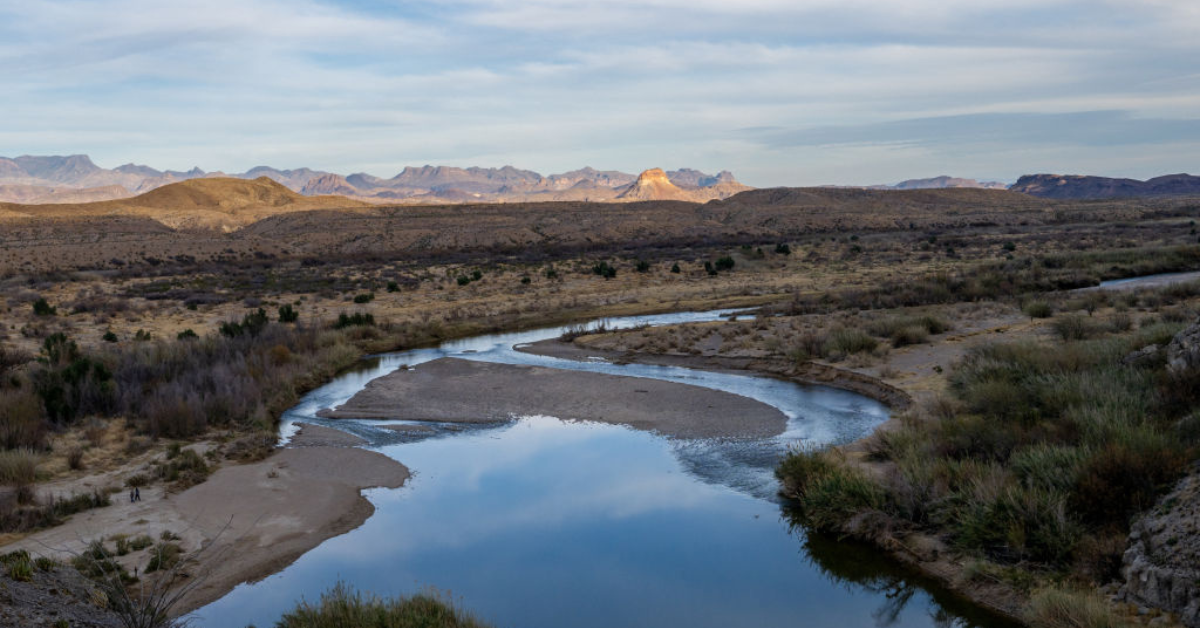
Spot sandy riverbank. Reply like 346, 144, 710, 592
3, 424, 409, 616
318, 356, 788, 439
516, 338, 914, 412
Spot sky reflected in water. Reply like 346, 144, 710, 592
192, 310, 1012, 628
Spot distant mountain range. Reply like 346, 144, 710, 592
826, 176, 1009, 191
5, 155, 1198, 204
0, 155, 750, 205
1009, 173, 1200, 199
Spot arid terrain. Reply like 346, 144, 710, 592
2, 177, 1200, 628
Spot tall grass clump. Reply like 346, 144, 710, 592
1026, 586, 1132, 628
824, 328, 878, 357
776, 447, 883, 532
274, 582, 493, 628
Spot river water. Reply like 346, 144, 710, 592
192, 310, 1015, 628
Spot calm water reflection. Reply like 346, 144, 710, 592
192, 310, 1013, 628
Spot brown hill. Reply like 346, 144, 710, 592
0, 184, 132, 204
0, 177, 369, 231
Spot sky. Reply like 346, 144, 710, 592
1, 0, 1199, 187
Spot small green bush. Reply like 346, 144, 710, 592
145, 542, 182, 573
456, 275, 471, 286
334, 312, 375, 329
775, 243, 791, 255
824, 328, 878, 356
176, 329, 198, 340
353, 293, 375, 304
278, 304, 299, 323
635, 260, 650, 273
670, 263, 681, 273
33, 298, 56, 316
592, 261, 617, 279
1023, 300, 1054, 319
386, 281, 399, 293
102, 330, 118, 343
714, 256, 735, 271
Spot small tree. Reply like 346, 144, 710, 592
670, 263, 681, 274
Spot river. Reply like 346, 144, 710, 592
191, 309, 1015, 628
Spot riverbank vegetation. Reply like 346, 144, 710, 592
267, 582, 491, 628
774, 285, 1200, 627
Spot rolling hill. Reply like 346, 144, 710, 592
0, 177, 370, 230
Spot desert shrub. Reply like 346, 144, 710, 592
386, 281, 399, 293
275, 581, 493, 628
145, 542, 182, 573
591, 261, 617, 279
219, 308, 270, 338
278, 304, 299, 323
32, 298, 56, 316
1026, 586, 1131, 628
455, 275, 471, 286
714, 256, 735, 271
470, 269, 483, 281
953, 483, 1082, 564
3, 551, 34, 582
1052, 314, 1099, 341
34, 333, 116, 425
1070, 436, 1188, 528
129, 534, 154, 551
0, 449, 41, 498
335, 312, 375, 329
775, 446, 837, 499
635, 260, 650, 273
1023, 300, 1054, 319
824, 328, 878, 357
353, 293, 375, 304
775, 243, 791, 255
776, 447, 882, 531
102, 330, 119, 342
889, 325, 929, 347
67, 447, 85, 470
154, 448, 209, 488
866, 314, 950, 339
176, 329, 198, 340
670, 262, 681, 273
0, 388, 48, 449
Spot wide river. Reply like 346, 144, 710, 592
192, 310, 1016, 628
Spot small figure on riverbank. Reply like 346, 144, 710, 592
130, 488, 135, 503
135, 487, 141, 502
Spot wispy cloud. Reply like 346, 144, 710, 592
1, 0, 1198, 185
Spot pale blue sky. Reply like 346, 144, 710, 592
2, 0, 1198, 186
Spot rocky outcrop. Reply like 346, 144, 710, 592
1166, 317, 1200, 374
1120, 466, 1200, 627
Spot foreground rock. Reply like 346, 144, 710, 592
0, 560, 122, 627
319, 357, 788, 439
1121, 465, 1200, 627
